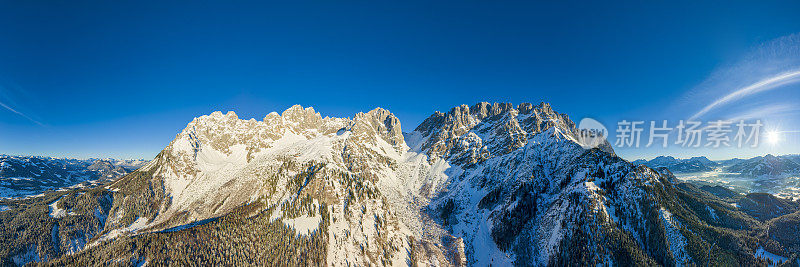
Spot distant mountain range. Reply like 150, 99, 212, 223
632, 156, 720, 172
633, 154, 800, 176
0, 155, 148, 198
725, 154, 800, 176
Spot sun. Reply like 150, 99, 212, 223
765, 131, 781, 145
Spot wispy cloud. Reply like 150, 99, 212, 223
690, 70, 800, 120
723, 103, 800, 123
677, 33, 800, 121
0, 82, 46, 127
0, 100, 45, 127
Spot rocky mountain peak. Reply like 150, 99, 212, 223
204, 110, 239, 120
351, 107, 404, 147
280, 105, 323, 128
115, 105, 412, 231
411, 102, 579, 164
225, 110, 238, 119
29, 102, 784, 267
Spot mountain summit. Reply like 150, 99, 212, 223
1, 103, 794, 266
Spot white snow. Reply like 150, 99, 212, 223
755, 247, 788, 266
67, 236, 87, 255
94, 104, 688, 265
0, 205, 9, 212
127, 217, 150, 231
537, 197, 569, 265
585, 181, 600, 191
89, 217, 150, 248
49, 197, 77, 218
171, 137, 195, 154
705, 205, 719, 221
271, 200, 323, 237
195, 144, 249, 174
659, 208, 692, 266
283, 213, 322, 236
471, 211, 514, 266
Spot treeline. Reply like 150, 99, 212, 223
0, 187, 112, 266
48, 200, 329, 266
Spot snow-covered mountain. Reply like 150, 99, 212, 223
726, 154, 800, 176
100, 159, 149, 172
633, 156, 720, 173
0, 156, 147, 199
2, 103, 796, 266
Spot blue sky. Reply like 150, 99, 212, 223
0, 1, 799, 160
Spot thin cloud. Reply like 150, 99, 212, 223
677, 33, 800, 121
689, 69, 800, 120
0, 100, 45, 126
724, 103, 800, 123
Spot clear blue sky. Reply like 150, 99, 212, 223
1, 1, 799, 160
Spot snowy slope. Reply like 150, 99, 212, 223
83, 102, 734, 266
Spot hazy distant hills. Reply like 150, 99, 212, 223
0, 155, 148, 198
632, 155, 720, 173
634, 154, 800, 176
726, 154, 800, 176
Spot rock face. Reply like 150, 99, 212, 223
106, 105, 419, 266
408, 102, 681, 265
12, 102, 795, 266
412, 102, 579, 166
101, 103, 682, 265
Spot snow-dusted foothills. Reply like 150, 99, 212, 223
0, 155, 148, 199
1, 102, 799, 266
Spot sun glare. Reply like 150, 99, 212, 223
765, 131, 780, 145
